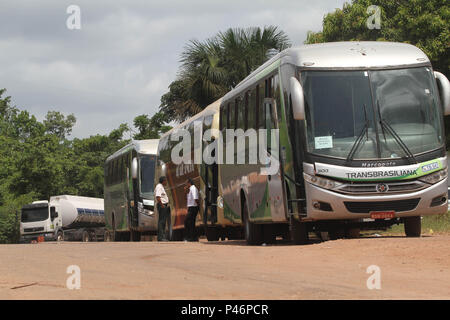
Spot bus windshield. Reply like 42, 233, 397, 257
301, 67, 444, 160
140, 155, 156, 199
21, 207, 49, 223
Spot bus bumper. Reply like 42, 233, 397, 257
304, 178, 448, 220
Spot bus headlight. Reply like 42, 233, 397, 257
418, 167, 447, 184
303, 173, 342, 190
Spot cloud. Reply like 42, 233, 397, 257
0, 0, 347, 138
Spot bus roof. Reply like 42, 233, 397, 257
159, 98, 222, 140
106, 139, 159, 163
227, 41, 430, 101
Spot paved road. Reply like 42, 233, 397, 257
1, 235, 449, 299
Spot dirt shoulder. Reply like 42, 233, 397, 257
0, 234, 449, 300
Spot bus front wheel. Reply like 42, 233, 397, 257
404, 216, 421, 237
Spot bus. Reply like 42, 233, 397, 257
104, 139, 159, 241
159, 41, 450, 244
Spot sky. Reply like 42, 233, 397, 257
0, 0, 348, 138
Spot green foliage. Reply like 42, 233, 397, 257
305, 0, 449, 77
0, 89, 130, 243
133, 112, 172, 140
160, 26, 291, 122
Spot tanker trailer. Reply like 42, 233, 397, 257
20, 195, 105, 242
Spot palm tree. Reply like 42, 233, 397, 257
160, 26, 291, 122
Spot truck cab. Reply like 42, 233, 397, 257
20, 200, 63, 242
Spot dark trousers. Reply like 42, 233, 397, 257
157, 203, 170, 241
184, 206, 199, 241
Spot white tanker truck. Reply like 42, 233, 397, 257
20, 195, 105, 242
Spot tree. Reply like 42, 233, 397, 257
305, 0, 449, 77
160, 26, 291, 122
133, 112, 172, 140
44, 111, 76, 140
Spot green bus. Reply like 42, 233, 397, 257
104, 139, 159, 241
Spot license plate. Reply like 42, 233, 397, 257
370, 211, 395, 219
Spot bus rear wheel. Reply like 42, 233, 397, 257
243, 201, 263, 245
404, 216, 421, 237
205, 226, 220, 241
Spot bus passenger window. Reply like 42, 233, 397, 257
258, 83, 265, 129
234, 100, 239, 130
248, 89, 256, 130
237, 97, 245, 130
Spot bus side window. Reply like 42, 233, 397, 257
234, 99, 239, 130
237, 97, 245, 130
248, 89, 256, 130
220, 104, 225, 131
258, 83, 265, 129
244, 92, 249, 131
227, 103, 233, 130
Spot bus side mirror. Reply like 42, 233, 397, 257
131, 157, 138, 180
290, 77, 305, 120
50, 207, 57, 220
434, 71, 450, 115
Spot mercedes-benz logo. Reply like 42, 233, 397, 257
376, 183, 389, 193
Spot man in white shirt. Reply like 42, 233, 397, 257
155, 176, 170, 241
184, 178, 199, 241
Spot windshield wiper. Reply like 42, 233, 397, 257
346, 104, 369, 163
376, 100, 417, 164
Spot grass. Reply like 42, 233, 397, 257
380, 211, 450, 236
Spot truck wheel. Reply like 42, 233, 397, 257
404, 216, 421, 237
82, 231, 90, 242
290, 216, 308, 245
56, 231, 64, 242
243, 200, 263, 245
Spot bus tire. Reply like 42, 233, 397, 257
346, 227, 360, 239
243, 199, 263, 245
329, 227, 345, 240
290, 217, 308, 245
263, 225, 276, 244
404, 216, 421, 237
131, 230, 141, 242
205, 227, 220, 241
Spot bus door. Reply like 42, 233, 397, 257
264, 97, 287, 222
202, 115, 218, 225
